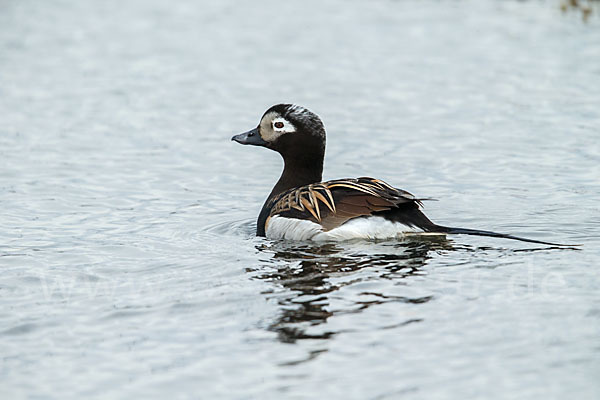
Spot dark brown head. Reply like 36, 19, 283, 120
232, 104, 326, 160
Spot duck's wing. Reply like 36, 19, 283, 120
265, 177, 576, 246
268, 177, 428, 231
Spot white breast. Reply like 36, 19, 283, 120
265, 215, 423, 241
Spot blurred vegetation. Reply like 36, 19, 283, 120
559, 0, 600, 22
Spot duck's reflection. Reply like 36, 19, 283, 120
249, 237, 453, 344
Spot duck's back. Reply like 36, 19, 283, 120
261, 177, 437, 241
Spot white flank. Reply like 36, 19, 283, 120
266, 216, 323, 240
266, 215, 423, 241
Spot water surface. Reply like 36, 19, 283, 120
1, 0, 599, 399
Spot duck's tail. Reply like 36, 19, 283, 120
382, 206, 578, 247
432, 225, 577, 247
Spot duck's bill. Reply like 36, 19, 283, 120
231, 127, 268, 146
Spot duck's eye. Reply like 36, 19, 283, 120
274, 121, 284, 129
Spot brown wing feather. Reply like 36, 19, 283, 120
268, 177, 421, 232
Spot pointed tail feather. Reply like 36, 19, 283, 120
433, 225, 578, 247
381, 207, 578, 247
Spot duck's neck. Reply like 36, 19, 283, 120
257, 151, 324, 236
270, 154, 324, 198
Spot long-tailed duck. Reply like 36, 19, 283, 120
232, 104, 568, 246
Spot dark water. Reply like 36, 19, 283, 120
1, 0, 599, 398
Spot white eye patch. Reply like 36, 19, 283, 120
259, 112, 297, 142
272, 117, 296, 133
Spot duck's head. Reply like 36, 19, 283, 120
232, 104, 326, 158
